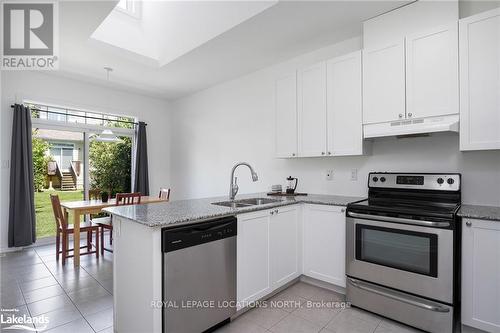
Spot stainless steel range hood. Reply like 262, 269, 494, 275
363, 114, 459, 139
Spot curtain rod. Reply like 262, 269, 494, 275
11, 104, 146, 126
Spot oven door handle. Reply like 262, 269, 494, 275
347, 212, 450, 228
347, 278, 450, 313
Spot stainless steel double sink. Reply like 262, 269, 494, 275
212, 197, 281, 209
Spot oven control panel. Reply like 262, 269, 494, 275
368, 173, 460, 191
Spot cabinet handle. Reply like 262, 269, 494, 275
275, 209, 279, 214
398, 114, 403, 119
408, 112, 413, 118
270, 211, 274, 215
328, 152, 331, 155
321, 152, 325, 155
466, 221, 472, 227
341, 208, 345, 213
292, 153, 296, 157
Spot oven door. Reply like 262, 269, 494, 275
346, 214, 454, 304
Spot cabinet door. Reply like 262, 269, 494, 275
462, 219, 500, 332
298, 62, 327, 157
327, 51, 363, 156
237, 211, 270, 309
363, 39, 406, 124
460, 8, 500, 151
275, 73, 298, 158
270, 206, 299, 289
406, 23, 458, 119
302, 204, 346, 287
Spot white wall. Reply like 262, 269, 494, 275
170, 35, 500, 206
0, 71, 171, 251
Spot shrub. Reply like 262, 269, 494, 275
89, 136, 132, 196
32, 129, 51, 192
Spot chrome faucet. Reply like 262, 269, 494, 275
229, 162, 259, 200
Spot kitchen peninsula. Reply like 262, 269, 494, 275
104, 192, 361, 333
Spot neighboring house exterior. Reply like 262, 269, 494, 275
34, 129, 84, 190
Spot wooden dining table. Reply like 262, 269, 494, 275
60, 195, 167, 267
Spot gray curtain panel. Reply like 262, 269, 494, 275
9, 104, 36, 247
134, 121, 150, 195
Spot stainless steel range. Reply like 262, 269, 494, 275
346, 173, 461, 333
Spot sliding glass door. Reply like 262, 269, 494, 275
29, 102, 136, 240
32, 129, 85, 239
88, 132, 133, 197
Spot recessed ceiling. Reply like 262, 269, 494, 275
91, 1, 277, 65
56, 0, 410, 100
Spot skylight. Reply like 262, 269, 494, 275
93, 1, 276, 65
115, 0, 141, 18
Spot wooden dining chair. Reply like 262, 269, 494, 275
50, 194, 100, 265
94, 192, 142, 254
159, 188, 171, 201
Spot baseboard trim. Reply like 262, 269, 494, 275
300, 275, 346, 295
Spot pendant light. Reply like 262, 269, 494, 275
91, 129, 122, 142
90, 66, 122, 143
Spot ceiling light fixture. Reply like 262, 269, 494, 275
91, 129, 122, 143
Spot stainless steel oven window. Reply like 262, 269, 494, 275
355, 224, 438, 277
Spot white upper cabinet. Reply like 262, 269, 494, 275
462, 218, 500, 332
405, 23, 459, 119
298, 62, 327, 157
275, 55, 366, 158
363, 23, 459, 126
275, 73, 298, 158
362, 39, 406, 124
327, 51, 364, 156
459, 8, 500, 151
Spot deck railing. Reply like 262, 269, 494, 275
69, 161, 78, 186
55, 162, 63, 182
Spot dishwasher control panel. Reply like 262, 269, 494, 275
162, 216, 237, 253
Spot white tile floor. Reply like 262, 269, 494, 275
215, 282, 422, 333
1, 241, 113, 333
1, 242, 426, 333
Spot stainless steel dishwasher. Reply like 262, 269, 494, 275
162, 216, 237, 333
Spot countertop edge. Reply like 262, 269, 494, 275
103, 194, 361, 228
457, 204, 500, 222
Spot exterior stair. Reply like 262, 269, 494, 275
60, 172, 76, 191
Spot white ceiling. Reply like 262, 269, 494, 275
91, 1, 277, 64
56, 0, 409, 100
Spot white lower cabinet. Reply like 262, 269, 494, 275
236, 206, 300, 309
302, 204, 346, 287
236, 210, 271, 310
270, 206, 300, 289
462, 218, 500, 333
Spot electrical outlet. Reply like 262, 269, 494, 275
350, 169, 358, 181
326, 170, 334, 181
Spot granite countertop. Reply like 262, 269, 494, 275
104, 192, 364, 228
458, 204, 500, 222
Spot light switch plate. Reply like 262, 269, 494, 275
350, 169, 358, 181
1, 160, 10, 169
326, 170, 334, 181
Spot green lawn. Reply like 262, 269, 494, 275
34, 190, 84, 239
